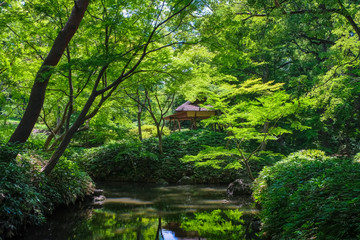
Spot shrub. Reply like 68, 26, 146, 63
0, 142, 23, 163
253, 150, 360, 239
0, 151, 94, 239
0, 159, 46, 239
74, 141, 161, 181
74, 129, 233, 183
44, 158, 94, 205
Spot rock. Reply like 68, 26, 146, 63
177, 176, 192, 185
93, 195, 106, 205
227, 179, 252, 197
156, 178, 169, 186
93, 189, 104, 196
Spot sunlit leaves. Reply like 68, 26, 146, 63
181, 209, 247, 240
204, 79, 298, 140
182, 146, 242, 170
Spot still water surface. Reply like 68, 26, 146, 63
19, 183, 260, 240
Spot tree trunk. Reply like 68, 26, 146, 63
42, 93, 96, 175
243, 158, 255, 181
42, 120, 80, 175
8, 0, 90, 144
137, 108, 143, 141
156, 125, 163, 154
44, 102, 70, 150
155, 217, 163, 240
39, 0, 193, 174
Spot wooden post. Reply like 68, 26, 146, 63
194, 112, 197, 129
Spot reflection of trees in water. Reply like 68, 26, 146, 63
163, 221, 201, 239
74, 210, 161, 239
19, 184, 258, 240
73, 209, 260, 240
18, 204, 95, 240
70, 209, 260, 239
19, 204, 259, 239
181, 210, 261, 240
155, 217, 163, 240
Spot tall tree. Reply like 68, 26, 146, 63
240, 0, 360, 153
8, 0, 90, 144
187, 0, 360, 154
41, 0, 201, 174
183, 79, 299, 181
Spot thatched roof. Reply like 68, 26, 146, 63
175, 100, 213, 112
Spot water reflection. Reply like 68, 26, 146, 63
104, 197, 154, 205
17, 183, 260, 240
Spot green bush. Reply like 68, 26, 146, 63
0, 142, 22, 163
149, 130, 218, 182
74, 141, 161, 182
74, 129, 285, 184
44, 158, 94, 205
74, 129, 236, 183
253, 150, 360, 239
0, 151, 94, 239
0, 159, 46, 239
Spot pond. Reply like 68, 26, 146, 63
17, 183, 260, 240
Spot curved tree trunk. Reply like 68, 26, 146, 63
8, 0, 90, 144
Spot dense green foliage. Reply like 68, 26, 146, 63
2, 0, 360, 238
253, 150, 360, 239
0, 147, 93, 239
74, 129, 242, 183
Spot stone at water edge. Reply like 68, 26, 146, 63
227, 179, 252, 196
177, 176, 193, 185
93, 195, 106, 205
156, 178, 169, 185
93, 189, 104, 196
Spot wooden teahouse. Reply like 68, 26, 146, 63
164, 100, 216, 131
